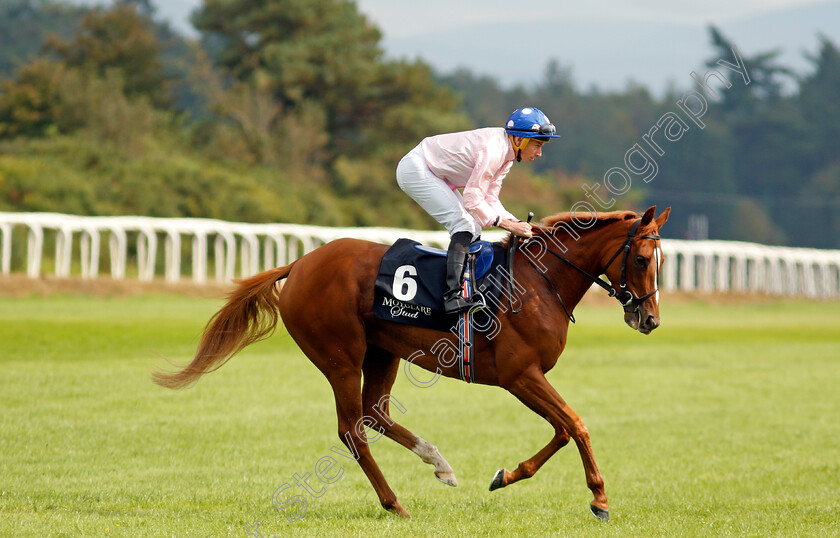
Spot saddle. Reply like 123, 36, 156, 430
372, 239, 504, 332
373, 238, 509, 383
413, 240, 496, 281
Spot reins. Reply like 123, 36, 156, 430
506, 213, 532, 314
509, 218, 661, 321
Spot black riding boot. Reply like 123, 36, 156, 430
443, 233, 484, 314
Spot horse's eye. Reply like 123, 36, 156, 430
635, 255, 649, 267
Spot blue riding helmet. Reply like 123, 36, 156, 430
505, 107, 561, 140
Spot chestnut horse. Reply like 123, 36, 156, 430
153, 206, 670, 522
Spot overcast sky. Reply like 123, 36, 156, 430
73, 0, 840, 92
154, 0, 831, 34
353, 0, 829, 34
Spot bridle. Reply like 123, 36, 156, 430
514, 218, 661, 322
600, 219, 662, 311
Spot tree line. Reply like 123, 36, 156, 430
1, 0, 838, 247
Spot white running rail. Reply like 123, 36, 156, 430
1, 212, 839, 298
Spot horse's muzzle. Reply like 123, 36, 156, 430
624, 309, 660, 335
640, 314, 660, 334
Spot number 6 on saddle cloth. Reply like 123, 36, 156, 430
372, 238, 507, 333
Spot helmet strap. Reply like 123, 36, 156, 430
510, 135, 530, 162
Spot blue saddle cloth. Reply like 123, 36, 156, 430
412, 240, 495, 280
373, 238, 507, 332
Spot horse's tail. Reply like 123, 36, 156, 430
151, 262, 297, 389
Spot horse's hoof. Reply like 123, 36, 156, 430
435, 471, 458, 487
489, 469, 507, 491
387, 501, 411, 519
589, 503, 610, 522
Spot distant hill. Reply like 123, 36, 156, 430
380, 0, 840, 94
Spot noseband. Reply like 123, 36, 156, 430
516, 218, 661, 321
600, 219, 662, 313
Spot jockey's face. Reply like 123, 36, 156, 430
519, 139, 545, 163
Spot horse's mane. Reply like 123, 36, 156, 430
500, 210, 637, 246
538, 210, 638, 232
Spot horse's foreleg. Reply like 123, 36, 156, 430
495, 369, 609, 521
361, 347, 458, 487
489, 429, 570, 490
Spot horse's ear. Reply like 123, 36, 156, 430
640, 206, 657, 226
655, 207, 671, 229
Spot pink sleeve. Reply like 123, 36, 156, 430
462, 151, 513, 227
486, 162, 516, 222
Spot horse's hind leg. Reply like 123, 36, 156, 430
362, 346, 458, 487
289, 330, 408, 516
277, 242, 410, 517
326, 366, 411, 518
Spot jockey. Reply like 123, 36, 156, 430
396, 106, 561, 314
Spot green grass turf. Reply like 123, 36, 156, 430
1, 292, 839, 537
